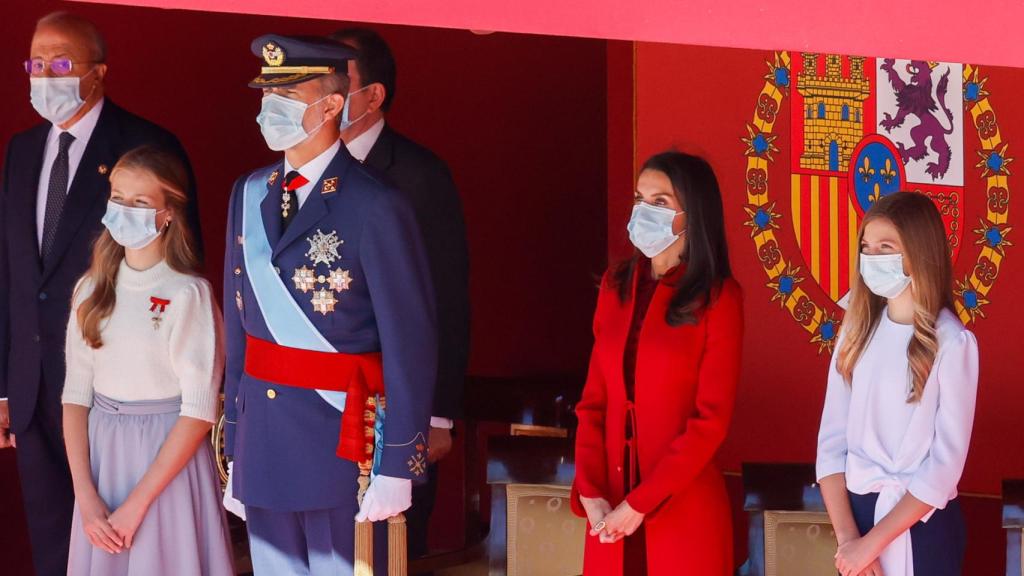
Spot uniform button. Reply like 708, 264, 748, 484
38, 292, 47, 301
616, 466, 623, 472
33, 334, 41, 343
234, 267, 242, 276
266, 389, 277, 399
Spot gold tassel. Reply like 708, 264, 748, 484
354, 473, 374, 576
388, 513, 407, 576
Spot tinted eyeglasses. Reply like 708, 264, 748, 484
23, 57, 99, 76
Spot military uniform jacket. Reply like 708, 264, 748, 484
223, 145, 437, 511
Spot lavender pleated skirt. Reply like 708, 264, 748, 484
67, 394, 235, 576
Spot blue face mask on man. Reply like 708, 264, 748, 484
627, 202, 685, 258
29, 67, 97, 125
256, 93, 330, 151
339, 85, 372, 131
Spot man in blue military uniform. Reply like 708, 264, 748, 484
222, 34, 437, 575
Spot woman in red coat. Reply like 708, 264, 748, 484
572, 152, 744, 575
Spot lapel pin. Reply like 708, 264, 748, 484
322, 177, 338, 195
98, 164, 109, 175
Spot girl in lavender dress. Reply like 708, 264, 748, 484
63, 145, 233, 576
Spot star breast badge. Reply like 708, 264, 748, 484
295, 229, 353, 315
305, 229, 342, 266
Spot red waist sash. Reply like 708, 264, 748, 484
244, 335, 384, 465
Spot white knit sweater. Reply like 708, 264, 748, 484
62, 259, 224, 423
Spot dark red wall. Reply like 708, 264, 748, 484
1, 1, 609, 572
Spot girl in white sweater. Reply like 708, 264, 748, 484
62, 146, 233, 575
816, 191, 978, 576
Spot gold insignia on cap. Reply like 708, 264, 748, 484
322, 177, 338, 194
263, 42, 285, 67
268, 170, 279, 185
97, 164, 109, 175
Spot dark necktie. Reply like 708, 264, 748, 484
41, 131, 76, 260
281, 170, 308, 231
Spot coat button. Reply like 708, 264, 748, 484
266, 389, 277, 399
274, 267, 281, 274
234, 267, 242, 276
33, 334, 41, 343
38, 292, 47, 301
616, 466, 623, 472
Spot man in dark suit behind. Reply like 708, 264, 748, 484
0, 12, 202, 575
331, 27, 471, 562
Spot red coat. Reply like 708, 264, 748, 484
572, 267, 744, 575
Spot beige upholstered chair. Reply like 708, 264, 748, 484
763, 510, 838, 576
505, 484, 585, 576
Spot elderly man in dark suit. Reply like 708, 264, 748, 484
0, 12, 201, 575
330, 27, 471, 563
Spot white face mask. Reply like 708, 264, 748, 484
101, 201, 166, 250
859, 253, 912, 299
627, 202, 684, 258
29, 68, 96, 125
256, 93, 330, 151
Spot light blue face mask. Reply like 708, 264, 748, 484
340, 85, 372, 131
627, 202, 685, 258
256, 93, 330, 151
859, 252, 912, 299
29, 67, 97, 125
101, 201, 167, 250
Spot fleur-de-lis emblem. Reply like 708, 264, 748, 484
879, 158, 897, 185
869, 183, 882, 204
858, 156, 875, 183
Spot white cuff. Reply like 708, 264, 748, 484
222, 462, 246, 520
354, 475, 412, 522
429, 416, 454, 429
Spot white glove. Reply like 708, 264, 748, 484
354, 475, 412, 522
222, 461, 246, 521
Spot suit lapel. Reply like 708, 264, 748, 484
260, 162, 285, 250
363, 125, 395, 173
273, 147, 353, 259
41, 103, 118, 281
13, 125, 50, 274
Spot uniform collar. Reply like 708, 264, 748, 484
284, 140, 341, 186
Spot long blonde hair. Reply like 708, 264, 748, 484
836, 192, 953, 402
77, 146, 199, 348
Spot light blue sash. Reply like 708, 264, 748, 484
241, 167, 347, 412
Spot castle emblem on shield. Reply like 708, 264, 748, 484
742, 52, 1012, 352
